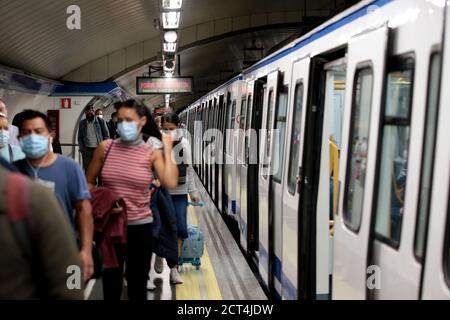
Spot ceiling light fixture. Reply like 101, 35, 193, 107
163, 42, 177, 52
164, 31, 178, 43
162, 11, 180, 29
162, 0, 182, 10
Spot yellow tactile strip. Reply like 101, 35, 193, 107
176, 206, 223, 300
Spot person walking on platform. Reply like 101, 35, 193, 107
86, 99, 178, 300
161, 113, 201, 285
14, 110, 94, 282
108, 111, 119, 139
0, 99, 20, 146
0, 113, 25, 162
0, 164, 85, 300
78, 105, 110, 172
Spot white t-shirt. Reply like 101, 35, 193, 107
147, 136, 197, 195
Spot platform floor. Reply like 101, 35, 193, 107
86, 174, 267, 300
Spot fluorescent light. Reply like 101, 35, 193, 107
163, 42, 177, 52
162, 11, 180, 29
164, 31, 178, 43
162, 0, 182, 10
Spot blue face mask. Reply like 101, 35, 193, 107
20, 134, 49, 159
117, 121, 140, 142
0, 129, 9, 148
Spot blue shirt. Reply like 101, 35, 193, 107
15, 155, 91, 229
0, 145, 25, 162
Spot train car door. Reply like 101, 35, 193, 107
333, 25, 388, 299
258, 69, 280, 290
240, 86, 253, 253
270, 81, 288, 299
248, 79, 265, 256
422, 0, 450, 299
367, 1, 444, 299
216, 94, 224, 209
281, 57, 310, 300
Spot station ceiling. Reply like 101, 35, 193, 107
0, 0, 359, 111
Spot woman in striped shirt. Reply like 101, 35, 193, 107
86, 99, 178, 300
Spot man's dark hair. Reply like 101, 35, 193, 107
17, 109, 52, 132
111, 111, 117, 118
84, 105, 94, 113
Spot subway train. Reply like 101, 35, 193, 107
178, 0, 450, 300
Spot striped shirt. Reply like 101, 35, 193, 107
101, 139, 153, 222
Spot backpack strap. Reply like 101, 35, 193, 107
6, 173, 32, 260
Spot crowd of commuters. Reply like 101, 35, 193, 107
0, 98, 199, 300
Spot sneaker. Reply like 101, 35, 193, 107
154, 255, 165, 274
147, 279, 156, 290
170, 268, 184, 284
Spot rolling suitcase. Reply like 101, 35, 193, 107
179, 224, 204, 269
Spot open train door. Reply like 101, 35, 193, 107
258, 69, 280, 290
280, 57, 310, 300
332, 25, 388, 299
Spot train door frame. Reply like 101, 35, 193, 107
269, 79, 288, 300
258, 69, 280, 291
280, 57, 310, 300
204, 100, 211, 194
315, 56, 347, 300
209, 99, 215, 198
222, 92, 231, 215
216, 94, 224, 210
422, 3, 450, 299
332, 25, 389, 299
248, 78, 266, 257
240, 85, 254, 253
367, 1, 445, 299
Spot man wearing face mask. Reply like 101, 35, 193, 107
0, 99, 20, 147
14, 109, 95, 282
0, 113, 25, 162
78, 105, 110, 172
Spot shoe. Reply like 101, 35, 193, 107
170, 269, 184, 284
154, 255, 165, 274
147, 279, 156, 290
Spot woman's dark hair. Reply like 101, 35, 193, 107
161, 113, 180, 126
117, 99, 161, 140
17, 109, 52, 132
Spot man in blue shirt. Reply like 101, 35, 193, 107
14, 109, 94, 282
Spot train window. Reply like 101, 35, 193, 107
226, 100, 236, 155
415, 53, 441, 261
287, 82, 304, 195
272, 87, 288, 183
244, 95, 252, 165
343, 67, 374, 232
239, 96, 247, 159
374, 57, 414, 248
266, 90, 275, 158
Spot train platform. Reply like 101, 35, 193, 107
86, 173, 267, 300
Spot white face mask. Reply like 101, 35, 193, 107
97, 115, 103, 119
0, 129, 9, 147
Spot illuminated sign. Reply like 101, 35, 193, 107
136, 77, 193, 94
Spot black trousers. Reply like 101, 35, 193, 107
81, 147, 96, 172
102, 223, 153, 300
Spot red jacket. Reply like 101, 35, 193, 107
90, 187, 127, 268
